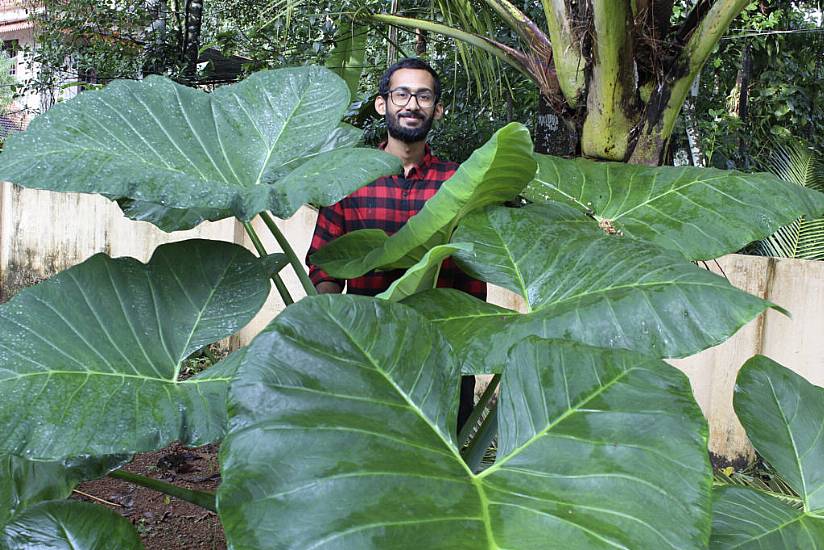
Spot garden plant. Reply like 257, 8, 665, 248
0, 66, 823, 548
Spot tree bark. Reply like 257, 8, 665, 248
684, 75, 705, 167
735, 43, 752, 169
533, 94, 577, 156
183, 0, 203, 80
416, 29, 427, 56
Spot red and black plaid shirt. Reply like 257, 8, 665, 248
307, 144, 487, 299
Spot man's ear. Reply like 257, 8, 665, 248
375, 94, 386, 116
433, 101, 444, 120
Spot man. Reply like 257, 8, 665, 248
306, 57, 486, 432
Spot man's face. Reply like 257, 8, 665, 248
375, 68, 443, 144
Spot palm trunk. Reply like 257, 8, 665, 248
183, 0, 203, 80
533, 94, 576, 156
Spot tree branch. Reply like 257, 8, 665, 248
541, 0, 586, 106
581, 0, 637, 160
630, 0, 750, 164
368, 13, 533, 80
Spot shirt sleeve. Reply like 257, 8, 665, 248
306, 202, 346, 289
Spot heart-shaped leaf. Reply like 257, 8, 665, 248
0, 67, 399, 223
311, 122, 536, 278
1, 500, 142, 549
526, 154, 824, 260
376, 243, 472, 302
710, 356, 824, 548
218, 296, 712, 549
1, 454, 128, 527
0, 239, 268, 460
403, 205, 775, 373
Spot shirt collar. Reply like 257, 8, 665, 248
378, 141, 433, 177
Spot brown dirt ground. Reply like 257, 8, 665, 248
71, 443, 225, 550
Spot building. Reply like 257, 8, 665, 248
0, 0, 40, 133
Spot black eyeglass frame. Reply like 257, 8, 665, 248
384, 87, 438, 108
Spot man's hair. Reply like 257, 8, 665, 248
378, 58, 441, 102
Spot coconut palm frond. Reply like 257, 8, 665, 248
434, 0, 505, 107
754, 142, 824, 260
794, 217, 824, 261
714, 464, 803, 510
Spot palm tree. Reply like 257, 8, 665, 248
364, 0, 753, 165
753, 142, 824, 261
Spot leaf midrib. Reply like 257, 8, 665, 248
324, 311, 500, 549
428, 279, 743, 324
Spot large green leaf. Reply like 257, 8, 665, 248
0, 67, 399, 223
711, 486, 824, 549
0, 239, 268, 460
525, 154, 824, 260
710, 356, 824, 548
375, 243, 472, 302
218, 296, 712, 549
1, 500, 142, 549
1, 454, 128, 526
326, 20, 369, 98
113, 123, 368, 232
403, 205, 775, 373
311, 122, 536, 278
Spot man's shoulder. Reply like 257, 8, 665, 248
427, 153, 459, 178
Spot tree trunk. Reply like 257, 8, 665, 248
183, 0, 203, 80
415, 29, 427, 56
387, 0, 399, 63
533, 94, 577, 156
684, 76, 705, 167
735, 43, 752, 169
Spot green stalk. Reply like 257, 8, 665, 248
461, 404, 498, 473
259, 212, 317, 297
368, 13, 532, 78
109, 470, 216, 512
457, 374, 501, 448
243, 221, 293, 306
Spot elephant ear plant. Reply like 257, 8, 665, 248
1, 65, 824, 548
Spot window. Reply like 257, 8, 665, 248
2, 40, 19, 76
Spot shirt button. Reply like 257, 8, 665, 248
402, 190, 409, 197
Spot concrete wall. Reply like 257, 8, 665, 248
0, 184, 241, 301
486, 255, 824, 465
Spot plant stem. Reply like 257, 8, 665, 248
243, 222, 293, 306
457, 374, 501, 448
461, 404, 498, 473
109, 470, 216, 512
259, 212, 317, 297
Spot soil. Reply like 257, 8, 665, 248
71, 443, 226, 550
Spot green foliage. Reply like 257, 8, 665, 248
311, 122, 535, 277
752, 142, 824, 260
0, 239, 268, 459
0, 52, 14, 114
711, 356, 824, 548
404, 203, 776, 372
679, 1, 824, 167
2, 500, 143, 549
525, 154, 824, 261
219, 296, 712, 549
0, 66, 399, 226
1, 64, 823, 547
1, 455, 133, 548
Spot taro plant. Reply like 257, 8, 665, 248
711, 356, 824, 547
1, 64, 824, 548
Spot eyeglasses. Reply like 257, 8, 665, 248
386, 87, 436, 108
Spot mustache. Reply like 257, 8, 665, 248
398, 112, 425, 120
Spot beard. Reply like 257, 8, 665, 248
385, 110, 434, 143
